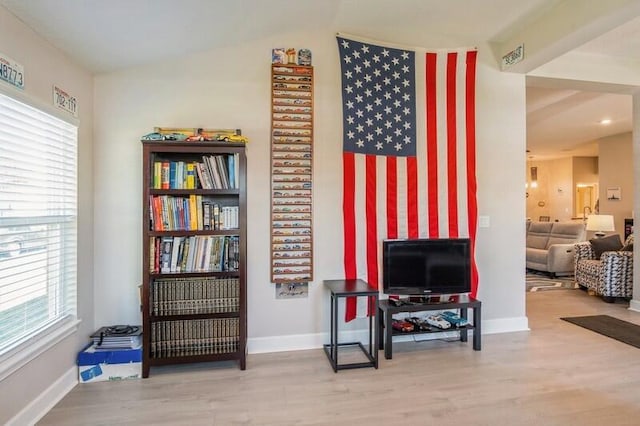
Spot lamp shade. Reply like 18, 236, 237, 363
586, 214, 615, 232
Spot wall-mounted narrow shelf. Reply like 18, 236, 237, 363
270, 64, 314, 284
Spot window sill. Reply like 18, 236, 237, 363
0, 318, 81, 381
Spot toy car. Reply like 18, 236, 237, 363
163, 132, 187, 141
142, 132, 188, 141
425, 315, 451, 329
440, 311, 468, 327
405, 317, 434, 331
215, 133, 248, 143
391, 319, 414, 333
141, 132, 164, 140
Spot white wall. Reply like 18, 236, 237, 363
598, 132, 634, 239
0, 7, 94, 425
93, 28, 529, 347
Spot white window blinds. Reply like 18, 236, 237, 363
0, 91, 77, 357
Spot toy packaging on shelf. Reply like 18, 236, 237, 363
77, 343, 142, 383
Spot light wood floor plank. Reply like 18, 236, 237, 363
38, 289, 640, 425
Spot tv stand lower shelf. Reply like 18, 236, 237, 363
378, 296, 481, 359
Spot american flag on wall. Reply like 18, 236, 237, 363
337, 35, 479, 321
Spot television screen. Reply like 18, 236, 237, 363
382, 238, 471, 296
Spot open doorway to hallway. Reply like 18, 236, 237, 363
525, 78, 634, 306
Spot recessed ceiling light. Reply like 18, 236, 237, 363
600, 118, 612, 125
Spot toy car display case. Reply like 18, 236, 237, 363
270, 64, 314, 284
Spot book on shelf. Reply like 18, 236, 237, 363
186, 162, 196, 189
161, 162, 170, 189
203, 202, 212, 230
153, 162, 162, 189
215, 155, 230, 189
169, 162, 177, 189
196, 195, 204, 230
227, 155, 235, 189
170, 236, 182, 273
160, 236, 173, 274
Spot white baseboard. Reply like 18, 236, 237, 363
629, 299, 640, 313
481, 316, 529, 334
248, 332, 327, 354
248, 317, 530, 354
7, 366, 77, 426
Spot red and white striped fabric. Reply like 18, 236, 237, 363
339, 37, 478, 321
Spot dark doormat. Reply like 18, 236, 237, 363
561, 315, 640, 349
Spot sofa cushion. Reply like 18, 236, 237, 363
526, 247, 549, 266
547, 222, 586, 248
526, 222, 553, 249
589, 234, 623, 260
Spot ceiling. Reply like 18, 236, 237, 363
1, 0, 637, 160
525, 15, 640, 160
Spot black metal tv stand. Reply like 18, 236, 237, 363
378, 295, 481, 359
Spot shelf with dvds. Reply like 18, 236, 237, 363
271, 63, 314, 284
142, 140, 247, 377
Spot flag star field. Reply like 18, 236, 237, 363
337, 37, 416, 157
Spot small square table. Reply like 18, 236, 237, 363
323, 279, 379, 372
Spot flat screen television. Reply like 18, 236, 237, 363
382, 238, 471, 296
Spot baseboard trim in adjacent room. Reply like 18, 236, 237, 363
7, 366, 77, 426
629, 299, 640, 313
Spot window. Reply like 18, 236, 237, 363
0, 91, 77, 361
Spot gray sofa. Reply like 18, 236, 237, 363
526, 221, 586, 276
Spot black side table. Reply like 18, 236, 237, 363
323, 279, 379, 372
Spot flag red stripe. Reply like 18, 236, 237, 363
386, 156, 398, 239
425, 52, 439, 237
406, 156, 418, 238
446, 52, 459, 237
465, 50, 479, 297
366, 155, 379, 316
342, 152, 357, 321
365, 155, 379, 290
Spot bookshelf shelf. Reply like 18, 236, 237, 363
141, 140, 247, 377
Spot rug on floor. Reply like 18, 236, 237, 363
526, 272, 578, 292
560, 315, 640, 349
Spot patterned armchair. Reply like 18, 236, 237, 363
574, 235, 633, 302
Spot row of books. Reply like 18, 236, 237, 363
150, 195, 239, 231
150, 318, 239, 358
152, 277, 240, 316
151, 235, 240, 274
152, 154, 239, 190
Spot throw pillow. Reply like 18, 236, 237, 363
589, 234, 623, 260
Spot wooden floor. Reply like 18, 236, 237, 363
39, 288, 640, 425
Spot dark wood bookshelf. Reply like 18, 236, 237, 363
141, 140, 247, 377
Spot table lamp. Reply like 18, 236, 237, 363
586, 214, 615, 238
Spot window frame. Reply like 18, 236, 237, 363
0, 84, 81, 380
